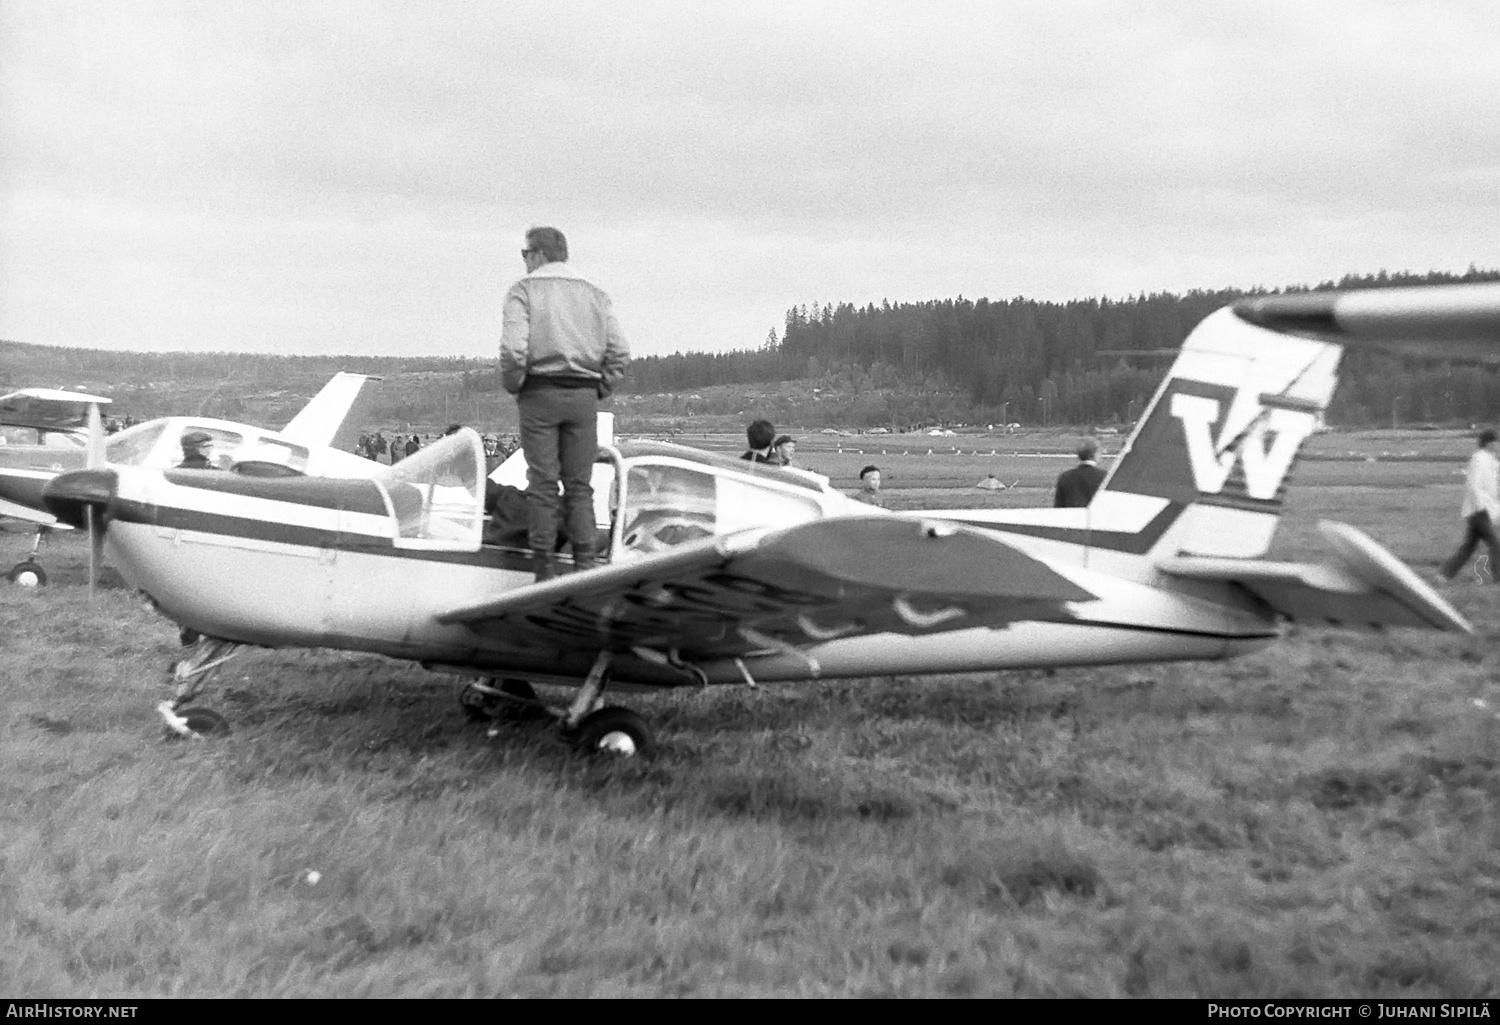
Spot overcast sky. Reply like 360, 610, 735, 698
1, 1, 1496, 359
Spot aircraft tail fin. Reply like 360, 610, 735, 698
280, 373, 381, 452
1096, 307, 1340, 559
1098, 281, 1500, 561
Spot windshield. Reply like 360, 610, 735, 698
105, 420, 168, 465
374, 429, 486, 548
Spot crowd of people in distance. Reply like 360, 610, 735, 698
354, 429, 519, 467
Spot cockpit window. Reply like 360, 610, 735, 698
190, 428, 244, 469
619, 458, 825, 556
241, 437, 310, 473
104, 420, 167, 466
374, 429, 485, 548
622, 463, 717, 555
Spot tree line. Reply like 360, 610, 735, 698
4, 267, 1497, 428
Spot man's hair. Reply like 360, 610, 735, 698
1077, 438, 1099, 461
773, 434, 793, 448
746, 419, 776, 450
1480, 428, 1498, 447
443, 423, 463, 436
526, 226, 568, 263
859, 464, 880, 479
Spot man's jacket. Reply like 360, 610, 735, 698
499, 262, 629, 395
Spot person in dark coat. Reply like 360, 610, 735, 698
740, 419, 776, 463
1054, 438, 1105, 508
177, 430, 216, 469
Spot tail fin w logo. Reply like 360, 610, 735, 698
1107, 381, 1315, 509
1102, 308, 1340, 514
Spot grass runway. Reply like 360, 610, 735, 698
2, 441, 1498, 997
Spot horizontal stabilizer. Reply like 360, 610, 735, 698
1158, 520, 1470, 634
1234, 282, 1500, 360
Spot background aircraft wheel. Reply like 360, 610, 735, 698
458, 683, 501, 723
571, 707, 654, 758
7, 561, 47, 587
170, 707, 231, 738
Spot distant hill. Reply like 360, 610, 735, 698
4, 267, 1497, 434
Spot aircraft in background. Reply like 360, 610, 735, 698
1, 372, 380, 585
39, 282, 1499, 756
0, 387, 114, 447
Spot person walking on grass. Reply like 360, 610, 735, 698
1440, 428, 1500, 583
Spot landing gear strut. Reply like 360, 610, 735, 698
159, 635, 243, 739
7, 527, 51, 587
460, 651, 656, 757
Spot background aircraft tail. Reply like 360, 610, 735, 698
280, 372, 380, 452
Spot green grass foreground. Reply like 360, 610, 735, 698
3, 457, 1499, 997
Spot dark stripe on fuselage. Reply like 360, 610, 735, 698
109, 498, 540, 571
951, 501, 1183, 555
161, 471, 390, 515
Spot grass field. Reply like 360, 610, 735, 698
2, 440, 1497, 997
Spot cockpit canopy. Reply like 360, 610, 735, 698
373, 428, 487, 548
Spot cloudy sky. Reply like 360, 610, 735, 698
1, 1, 1496, 359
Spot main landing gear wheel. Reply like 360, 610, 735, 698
164, 706, 231, 739
570, 706, 654, 758
7, 561, 46, 587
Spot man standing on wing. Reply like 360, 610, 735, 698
500, 226, 629, 583
1440, 428, 1500, 583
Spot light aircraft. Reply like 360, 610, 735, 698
0, 372, 380, 585
39, 282, 1500, 757
0, 387, 114, 447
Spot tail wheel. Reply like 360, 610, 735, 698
7, 561, 46, 587
168, 706, 231, 739
571, 706, 654, 758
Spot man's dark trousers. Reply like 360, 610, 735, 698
518, 379, 598, 562
1441, 510, 1500, 581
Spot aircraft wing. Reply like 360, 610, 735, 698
1158, 521, 1470, 633
0, 494, 59, 527
279, 373, 380, 451
1233, 281, 1500, 359
436, 516, 1097, 658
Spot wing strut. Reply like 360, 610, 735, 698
739, 627, 822, 678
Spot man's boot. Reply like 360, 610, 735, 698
532, 551, 556, 584
572, 548, 597, 573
